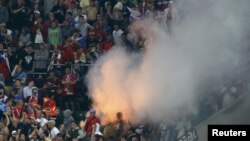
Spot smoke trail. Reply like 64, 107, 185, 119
86, 0, 250, 124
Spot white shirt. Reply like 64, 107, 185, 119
114, 2, 123, 11
50, 127, 60, 138
75, 22, 91, 37
113, 29, 123, 46
23, 86, 34, 99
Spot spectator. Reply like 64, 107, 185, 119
84, 108, 100, 137
34, 43, 49, 73
19, 26, 31, 45
65, 11, 76, 27
63, 109, 74, 129
6, 46, 18, 72
0, 44, 11, 82
74, 47, 87, 64
112, 24, 123, 46
80, 0, 90, 8
0, 84, 7, 104
47, 45, 62, 77
61, 67, 76, 110
12, 0, 28, 31
16, 40, 26, 64
51, 0, 67, 24
75, 15, 93, 38
0, 115, 9, 141
0, 0, 9, 26
44, 12, 57, 43
42, 96, 56, 117
44, 0, 57, 15
121, 33, 133, 52
45, 71, 60, 87
23, 79, 35, 100
61, 19, 74, 43
48, 21, 63, 47
11, 65, 27, 84
20, 45, 35, 73
100, 33, 112, 53
13, 78, 23, 95
0, 24, 13, 46
71, 28, 86, 48
48, 120, 60, 139
32, 17, 45, 49
67, 2, 78, 18
86, 0, 98, 25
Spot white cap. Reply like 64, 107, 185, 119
34, 10, 40, 15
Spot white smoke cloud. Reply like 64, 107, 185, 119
86, 0, 250, 123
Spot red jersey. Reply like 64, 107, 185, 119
85, 117, 100, 136
13, 106, 23, 119
42, 97, 56, 117
102, 41, 113, 53
61, 74, 76, 96
46, 77, 59, 86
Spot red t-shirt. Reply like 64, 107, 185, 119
102, 41, 113, 53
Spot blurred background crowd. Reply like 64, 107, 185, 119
0, 0, 248, 141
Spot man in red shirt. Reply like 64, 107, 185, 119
85, 109, 100, 137
61, 67, 76, 110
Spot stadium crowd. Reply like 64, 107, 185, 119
0, 0, 248, 141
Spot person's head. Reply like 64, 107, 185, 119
27, 45, 33, 52
69, 2, 75, 9
117, 112, 123, 120
78, 15, 85, 23
114, 24, 119, 31
32, 88, 38, 97
48, 120, 56, 129
65, 67, 71, 75
70, 121, 77, 129
15, 65, 22, 73
58, 0, 64, 6
90, 0, 94, 6
28, 80, 34, 87
22, 26, 29, 34
48, 12, 55, 20
89, 108, 96, 118
7, 46, 13, 54
5, 98, 12, 107
34, 10, 41, 18
63, 20, 69, 28
18, 40, 25, 48
11, 130, 18, 139
19, 133, 26, 141
40, 43, 46, 50
15, 79, 21, 87
34, 3, 39, 10
66, 12, 73, 20
56, 86, 63, 95
51, 21, 57, 28
49, 71, 55, 78
131, 136, 139, 141
18, 0, 24, 5
121, 33, 127, 41
55, 107, 61, 115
